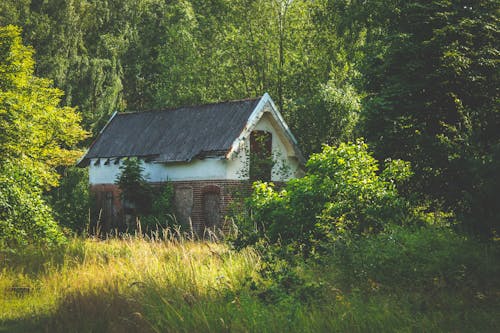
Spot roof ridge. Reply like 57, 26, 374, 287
118, 96, 262, 116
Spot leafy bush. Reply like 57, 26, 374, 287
240, 140, 414, 253
0, 162, 66, 249
46, 167, 90, 233
115, 158, 176, 232
141, 182, 175, 231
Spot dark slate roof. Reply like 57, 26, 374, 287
80, 97, 262, 165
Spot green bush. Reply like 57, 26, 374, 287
240, 140, 414, 253
0, 162, 66, 249
115, 157, 153, 215
140, 182, 175, 231
46, 167, 90, 233
116, 158, 178, 233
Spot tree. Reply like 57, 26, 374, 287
46, 167, 90, 233
358, 0, 499, 236
115, 158, 153, 216
0, 25, 87, 248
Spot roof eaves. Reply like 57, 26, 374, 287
76, 111, 119, 167
263, 94, 306, 165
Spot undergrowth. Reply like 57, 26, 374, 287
0, 230, 498, 332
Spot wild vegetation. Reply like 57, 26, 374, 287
0, 232, 498, 332
0, 25, 86, 248
0, 0, 499, 331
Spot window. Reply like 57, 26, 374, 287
249, 130, 273, 181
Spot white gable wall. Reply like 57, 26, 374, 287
225, 111, 301, 181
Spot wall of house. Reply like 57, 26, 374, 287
89, 158, 228, 184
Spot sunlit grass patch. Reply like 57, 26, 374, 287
0, 236, 261, 332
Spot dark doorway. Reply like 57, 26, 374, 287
202, 190, 221, 229
250, 130, 273, 181
95, 191, 113, 232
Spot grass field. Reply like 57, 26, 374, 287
1, 234, 498, 332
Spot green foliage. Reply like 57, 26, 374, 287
242, 140, 414, 252
115, 158, 152, 216
115, 158, 176, 232
0, 162, 66, 249
46, 167, 89, 234
0, 0, 365, 155
288, 60, 363, 155
357, 0, 500, 237
17, 0, 131, 134
0, 25, 87, 185
332, 226, 500, 293
141, 182, 175, 231
0, 25, 86, 249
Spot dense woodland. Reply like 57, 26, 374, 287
1, 0, 498, 239
0, 0, 499, 331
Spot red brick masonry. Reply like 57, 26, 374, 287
90, 180, 252, 234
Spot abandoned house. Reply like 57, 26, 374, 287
77, 93, 305, 234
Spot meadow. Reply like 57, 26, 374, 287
1, 229, 498, 332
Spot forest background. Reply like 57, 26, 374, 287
1, 0, 498, 239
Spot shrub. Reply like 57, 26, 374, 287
0, 162, 66, 249
241, 140, 414, 253
115, 158, 153, 216
115, 158, 178, 233
140, 182, 175, 231
46, 167, 90, 233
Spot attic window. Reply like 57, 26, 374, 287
249, 130, 272, 181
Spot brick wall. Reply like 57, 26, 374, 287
90, 180, 252, 235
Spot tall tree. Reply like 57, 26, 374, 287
1, 0, 135, 134
358, 0, 499, 236
0, 25, 87, 247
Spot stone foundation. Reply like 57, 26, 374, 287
90, 180, 252, 235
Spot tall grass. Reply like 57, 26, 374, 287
0, 230, 498, 332
0, 235, 261, 332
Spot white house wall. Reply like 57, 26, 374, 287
89, 158, 228, 185
255, 112, 301, 181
